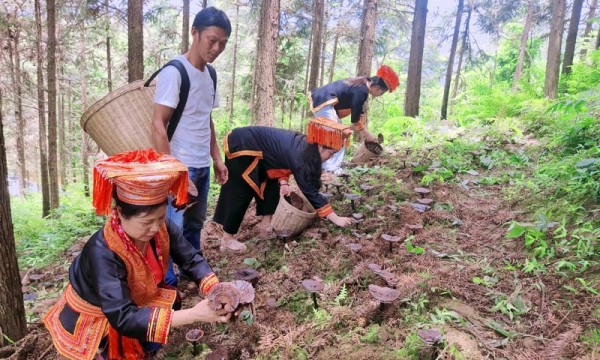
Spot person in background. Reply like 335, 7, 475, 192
308, 65, 399, 174
43, 149, 229, 360
152, 6, 231, 286
213, 118, 354, 252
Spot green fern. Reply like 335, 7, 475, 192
334, 284, 348, 306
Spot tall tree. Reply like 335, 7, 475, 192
544, 0, 566, 99
229, 2, 241, 123
251, 0, 280, 126
328, 32, 339, 83
0, 91, 28, 343
579, 0, 597, 58
308, 0, 325, 93
404, 0, 428, 117
513, 0, 535, 92
6, 18, 26, 197
441, 0, 464, 120
35, 0, 50, 217
106, 0, 113, 92
128, 0, 144, 82
452, 1, 472, 103
47, 0, 59, 210
356, 0, 378, 77
561, 0, 583, 75
181, 0, 190, 54
80, 26, 91, 197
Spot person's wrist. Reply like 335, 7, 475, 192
279, 181, 288, 186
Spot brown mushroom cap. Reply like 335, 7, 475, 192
414, 187, 431, 195
234, 280, 256, 304
352, 213, 364, 220
232, 268, 261, 284
266, 297, 278, 308
368, 264, 399, 287
344, 193, 362, 201
207, 283, 240, 312
368, 263, 382, 272
346, 243, 362, 252
417, 329, 443, 345
185, 329, 204, 342
319, 192, 333, 200
381, 234, 402, 242
410, 203, 430, 213
368, 284, 401, 303
360, 184, 374, 191
302, 279, 324, 293
406, 224, 424, 231
416, 198, 434, 205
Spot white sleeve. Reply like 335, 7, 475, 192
154, 66, 181, 109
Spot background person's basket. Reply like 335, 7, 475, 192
271, 192, 317, 237
351, 140, 383, 164
80, 80, 155, 155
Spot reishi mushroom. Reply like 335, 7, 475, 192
185, 329, 204, 356
380, 233, 402, 253
302, 277, 325, 309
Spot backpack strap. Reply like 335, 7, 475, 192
206, 64, 217, 102
144, 59, 190, 141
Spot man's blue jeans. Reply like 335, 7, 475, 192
165, 166, 210, 286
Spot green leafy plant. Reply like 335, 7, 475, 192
334, 284, 348, 306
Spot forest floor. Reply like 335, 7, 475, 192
2, 125, 599, 360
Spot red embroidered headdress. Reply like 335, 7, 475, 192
306, 117, 352, 151
92, 148, 188, 215
376, 65, 399, 93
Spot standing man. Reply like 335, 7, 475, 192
152, 7, 230, 286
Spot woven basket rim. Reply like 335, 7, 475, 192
80, 80, 155, 131
278, 194, 316, 216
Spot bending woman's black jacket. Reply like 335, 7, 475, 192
309, 79, 369, 127
224, 126, 333, 217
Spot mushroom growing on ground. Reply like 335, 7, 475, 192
368, 284, 401, 313
302, 277, 325, 309
360, 184, 375, 196
417, 329, 444, 358
319, 192, 333, 200
351, 213, 364, 230
344, 193, 362, 212
207, 283, 240, 312
380, 233, 402, 253
367, 263, 399, 287
346, 243, 362, 252
416, 198, 434, 205
185, 329, 204, 356
414, 187, 431, 198
406, 224, 423, 235
410, 203, 430, 213
232, 268, 261, 286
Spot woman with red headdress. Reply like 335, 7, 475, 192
43, 149, 230, 360
308, 65, 399, 174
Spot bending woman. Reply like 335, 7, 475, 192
43, 149, 229, 360
308, 65, 399, 173
214, 118, 353, 252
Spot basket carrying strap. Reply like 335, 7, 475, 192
144, 60, 217, 141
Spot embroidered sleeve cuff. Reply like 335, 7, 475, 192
147, 307, 173, 344
199, 272, 219, 296
317, 204, 334, 218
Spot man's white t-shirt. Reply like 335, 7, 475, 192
154, 55, 219, 168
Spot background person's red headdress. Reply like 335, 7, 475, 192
92, 148, 188, 215
306, 117, 352, 151
376, 65, 399, 93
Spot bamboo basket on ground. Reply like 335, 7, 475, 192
271, 192, 317, 237
351, 140, 383, 164
80, 80, 155, 155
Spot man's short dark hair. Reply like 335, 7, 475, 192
193, 7, 232, 37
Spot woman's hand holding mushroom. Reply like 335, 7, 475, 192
326, 212, 353, 227
190, 299, 232, 323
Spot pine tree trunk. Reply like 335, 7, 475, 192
67, 80, 75, 184
47, 0, 59, 210
451, 2, 471, 104
0, 91, 28, 342
356, 0, 377, 77
302, 30, 313, 119
106, 0, 113, 92
7, 26, 26, 197
562, 0, 583, 75
80, 29, 90, 197
580, 0, 597, 58
35, 0, 50, 217
308, 0, 325, 93
128, 0, 144, 82
181, 0, 190, 54
441, 0, 463, 120
319, 22, 327, 87
328, 33, 339, 83
513, 0, 535, 93
404, 0, 428, 117
251, 0, 280, 126
59, 92, 67, 189
229, 3, 240, 123
545, 0, 566, 99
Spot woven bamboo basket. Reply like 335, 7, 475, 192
80, 80, 155, 155
271, 192, 317, 237
351, 140, 383, 164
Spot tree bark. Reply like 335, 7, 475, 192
128, 0, 144, 82
302, 29, 313, 119
328, 33, 339, 83
544, 0, 566, 99
356, 0, 378, 77
35, 0, 50, 217
580, 0, 597, 58
181, 0, 190, 54
80, 28, 90, 197
441, 0, 463, 120
0, 90, 28, 342
251, 0, 280, 126
59, 92, 67, 189
308, 0, 325, 93
229, 3, 240, 123
6, 24, 26, 197
513, 0, 535, 92
452, 1, 472, 103
47, 0, 59, 210
106, 0, 113, 92
319, 24, 327, 87
404, 0, 428, 117
561, 0, 583, 75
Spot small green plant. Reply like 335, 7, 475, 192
405, 237, 425, 255
580, 328, 600, 349
243, 257, 262, 269
333, 284, 348, 306
429, 307, 464, 325
394, 331, 423, 359
360, 324, 380, 344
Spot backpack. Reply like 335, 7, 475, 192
144, 60, 217, 141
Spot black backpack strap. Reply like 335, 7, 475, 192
206, 64, 217, 97
144, 59, 190, 142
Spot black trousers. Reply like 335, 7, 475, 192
213, 156, 280, 235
